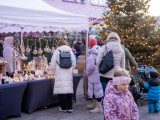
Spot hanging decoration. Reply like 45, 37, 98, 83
33, 39, 37, 55
38, 38, 43, 54
44, 40, 51, 53
52, 37, 55, 53
26, 38, 31, 53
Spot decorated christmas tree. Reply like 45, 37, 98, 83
99, 0, 160, 68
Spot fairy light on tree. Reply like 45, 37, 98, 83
98, 0, 160, 68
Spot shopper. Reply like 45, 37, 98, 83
97, 39, 105, 47
121, 39, 139, 72
74, 38, 83, 59
51, 39, 76, 113
103, 68, 139, 120
86, 38, 103, 113
144, 71, 160, 113
96, 32, 125, 98
3, 36, 16, 78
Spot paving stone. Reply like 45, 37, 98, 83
7, 78, 160, 120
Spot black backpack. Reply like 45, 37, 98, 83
57, 50, 72, 68
99, 45, 114, 74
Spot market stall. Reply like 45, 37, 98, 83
0, 0, 89, 77
0, 0, 88, 119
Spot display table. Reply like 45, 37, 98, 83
22, 75, 82, 114
0, 62, 7, 76
0, 82, 27, 120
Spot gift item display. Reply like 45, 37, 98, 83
12, 55, 55, 82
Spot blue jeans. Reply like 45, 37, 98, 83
100, 76, 112, 99
101, 82, 108, 99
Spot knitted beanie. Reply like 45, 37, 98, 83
150, 71, 158, 78
113, 76, 131, 85
89, 38, 97, 48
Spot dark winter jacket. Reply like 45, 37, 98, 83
145, 78, 160, 101
74, 43, 83, 57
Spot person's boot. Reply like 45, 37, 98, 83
87, 99, 96, 109
90, 101, 103, 113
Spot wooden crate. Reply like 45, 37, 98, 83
0, 62, 7, 76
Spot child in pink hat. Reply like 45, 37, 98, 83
103, 68, 139, 120
86, 38, 103, 113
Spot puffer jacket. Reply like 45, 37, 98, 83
96, 40, 125, 78
86, 45, 103, 98
103, 80, 139, 120
51, 45, 76, 94
145, 78, 160, 101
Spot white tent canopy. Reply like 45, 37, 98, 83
0, 0, 89, 32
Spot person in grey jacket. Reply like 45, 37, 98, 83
121, 39, 138, 72
3, 36, 16, 78
96, 32, 125, 98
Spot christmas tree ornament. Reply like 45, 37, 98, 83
38, 38, 43, 54
26, 39, 31, 53
33, 39, 37, 55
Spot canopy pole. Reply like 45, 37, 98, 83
83, 30, 88, 100
20, 27, 24, 46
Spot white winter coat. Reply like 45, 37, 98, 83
51, 45, 76, 94
96, 40, 125, 78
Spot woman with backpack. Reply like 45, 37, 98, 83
96, 32, 125, 98
51, 39, 76, 113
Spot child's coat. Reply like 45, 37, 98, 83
103, 80, 139, 120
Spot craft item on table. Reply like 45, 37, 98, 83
1, 77, 8, 84
30, 74, 35, 80
25, 74, 29, 80
35, 70, 44, 77
13, 76, 19, 82
19, 76, 23, 82
73, 69, 78, 74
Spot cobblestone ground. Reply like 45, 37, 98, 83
7, 78, 160, 120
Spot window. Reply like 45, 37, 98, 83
63, 0, 85, 3
91, 0, 107, 6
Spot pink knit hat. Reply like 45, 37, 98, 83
113, 76, 131, 85
89, 38, 97, 48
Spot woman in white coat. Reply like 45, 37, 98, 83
96, 32, 125, 98
3, 36, 16, 78
51, 39, 76, 113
